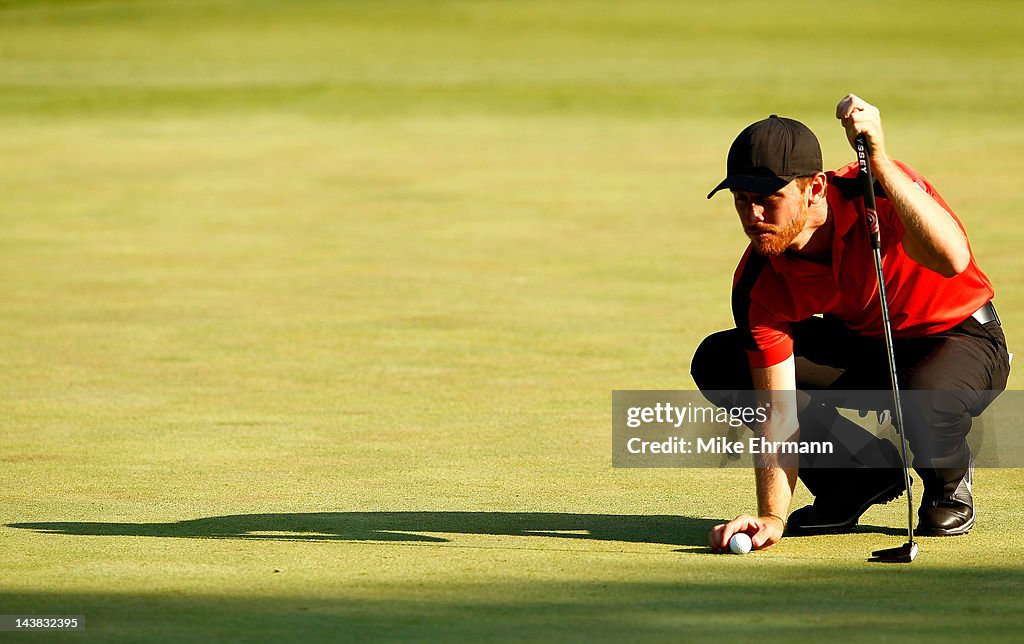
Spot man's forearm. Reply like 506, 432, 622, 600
751, 383, 799, 526
753, 393, 798, 522
755, 465, 797, 524
749, 358, 802, 524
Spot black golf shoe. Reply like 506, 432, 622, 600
917, 499, 974, 536
788, 468, 908, 535
917, 461, 975, 537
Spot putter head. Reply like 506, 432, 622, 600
869, 541, 919, 563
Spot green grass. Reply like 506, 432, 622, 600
2, 0, 1024, 641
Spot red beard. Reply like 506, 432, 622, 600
746, 209, 807, 256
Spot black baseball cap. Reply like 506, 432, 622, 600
707, 115, 822, 199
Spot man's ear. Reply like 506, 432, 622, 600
809, 172, 828, 204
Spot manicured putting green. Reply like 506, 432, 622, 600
2, 0, 1022, 640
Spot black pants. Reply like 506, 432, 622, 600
690, 314, 1010, 499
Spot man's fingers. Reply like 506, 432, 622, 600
750, 521, 772, 549
710, 524, 737, 552
835, 94, 850, 118
726, 516, 756, 534
720, 517, 748, 547
709, 515, 761, 552
710, 514, 784, 553
709, 523, 728, 550
836, 93, 862, 119
843, 111, 869, 132
722, 516, 758, 545
709, 522, 736, 551
837, 93, 878, 143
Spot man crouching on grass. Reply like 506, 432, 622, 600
691, 94, 1010, 552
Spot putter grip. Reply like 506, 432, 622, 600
855, 135, 881, 250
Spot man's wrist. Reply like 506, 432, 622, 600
764, 512, 787, 531
869, 151, 895, 175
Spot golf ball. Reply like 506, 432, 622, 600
729, 533, 752, 555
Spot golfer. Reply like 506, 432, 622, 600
692, 94, 1010, 552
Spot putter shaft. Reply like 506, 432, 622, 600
857, 135, 917, 559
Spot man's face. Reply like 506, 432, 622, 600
731, 180, 809, 256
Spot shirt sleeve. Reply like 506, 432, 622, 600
744, 300, 794, 368
731, 251, 795, 369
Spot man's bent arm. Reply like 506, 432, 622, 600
837, 93, 970, 277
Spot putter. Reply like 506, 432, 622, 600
856, 135, 919, 564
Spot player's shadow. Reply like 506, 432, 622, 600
8, 512, 724, 550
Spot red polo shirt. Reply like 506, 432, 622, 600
732, 160, 994, 369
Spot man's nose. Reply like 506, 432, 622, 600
741, 203, 764, 224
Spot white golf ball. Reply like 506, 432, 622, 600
729, 533, 752, 555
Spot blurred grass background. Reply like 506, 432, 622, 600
2, 0, 1023, 641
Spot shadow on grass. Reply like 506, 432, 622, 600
6, 512, 910, 550
8, 512, 722, 548
7, 518, 1022, 640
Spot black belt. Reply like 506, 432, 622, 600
971, 301, 1000, 325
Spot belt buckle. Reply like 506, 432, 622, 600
972, 302, 998, 325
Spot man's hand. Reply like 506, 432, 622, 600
836, 93, 888, 161
709, 513, 785, 553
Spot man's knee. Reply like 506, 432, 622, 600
691, 329, 750, 390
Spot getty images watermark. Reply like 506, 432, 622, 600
612, 390, 1024, 468
622, 400, 832, 457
